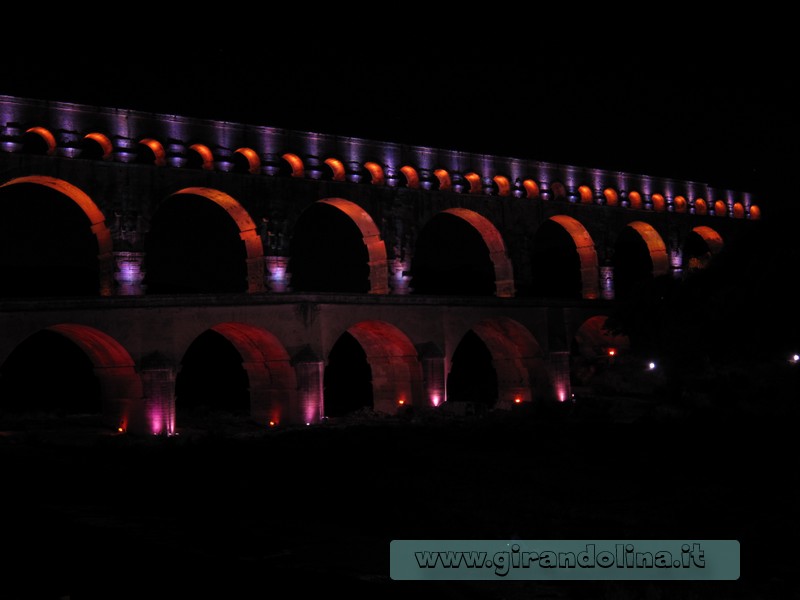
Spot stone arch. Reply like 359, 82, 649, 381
400, 165, 420, 188
325, 158, 347, 181
714, 200, 728, 216
570, 315, 631, 390
281, 153, 304, 177
674, 195, 688, 213
493, 175, 511, 196
363, 161, 385, 185
207, 322, 298, 425
157, 187, 264, 292
188, 143, 214, 170
463, 172, 482, 194
604, 188, 619, 206
441, 208, 515, 297
628, 190, 643, 210
334, 320, 424, 414
137, 138, 166, 166
522, 179, 540, 199
578, 185, 593, 204
43, 324, 142, 431
450, 317, 548, 408
433, 168, 451, 191
546, 215, 600, 300
315, 198, 389, 294
695, 198, 708, 215
0, 175, 115, 296
82, 132, 113, 160
22, 126, 56, 155
233, 147, 261, 174
624, 221, 669, 277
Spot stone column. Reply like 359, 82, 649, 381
114, 251, 146, 296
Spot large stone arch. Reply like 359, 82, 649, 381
335, 320, 423, 414
166, 187, 265, 292
624, 221, 670, 277
207, 322, 298, 424
43, 324, 142, 430
547, 215, 600, 299
440, 208, 515, 297
0, 175, 115, 296
459, 317, 548, 407
317, 198, 389, 294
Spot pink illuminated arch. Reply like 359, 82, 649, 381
342, 320, 424, 414
318, 198, 389, 294
547, 214, 600, 299
465, 317, 548, 405
0, 175, 115, 296
208, 322, 298, 425
440, 207, 515, 297
170, 187, 265, 292
625, 221, 669, 276
44, 324, 143, 431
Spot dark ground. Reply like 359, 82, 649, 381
1, 399, 797, 600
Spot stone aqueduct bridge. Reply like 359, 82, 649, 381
0, 95, 761, 435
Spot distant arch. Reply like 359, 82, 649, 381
188, 143, 214, 170
463, 172, 482, 194
22, 126, 56, 155
137, 138, 166, 166
493, 175, 511, 197
281, 153, 304, 177
82, 132, 113, 160
628, 190, 643, 210
324, 158, 346, 181
624, 221, 669, 277
578, 185, 593, 204
604, 188, 619, 206
232, 147, 260, 174
545, 215, 600, 300
363, 161, 385, 185
714, 200, 728, 216
400, 165, 420, 188
522, 179, 540, 199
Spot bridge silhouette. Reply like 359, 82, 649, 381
0, 94, 762, 434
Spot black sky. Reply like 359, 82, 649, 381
1, 29, 796, 218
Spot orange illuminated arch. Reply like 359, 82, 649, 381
732, 202, 745, 218
0, 175, 115, 296
208, 322, 298, 424
625, 221, 669, 276
627, 190, 643, 210
604, 188, 619, 206
674, 195, 687, 213
317, 198, 389, 294
434, 168, 451, 191
651, 193, 666, 212
138, 138, 166, 166
363, 161, 385, 185
170, 187, 265, 292
324, 158, 346, 181
572, 315, 631, 359
578, 185, 593, 204
281, 153, 304, 177
400, 165, 419, 188
188, 143, 214, 170
463, 172, 482, 194
24, 126, 56, 155
714, 200, 728, 216
547, 214, 600, 299
342, 320, 424, 414
493, 175, 511, 197
466, 317, 549, 406
83, 132, 113, 159
692, 225, 724, 256
441, 207, 515, 297
550, 181, 567, 201
522, 179, 540, 199
44, 324, 143, 431
749, 205, 761, 220
234, 147, 261, 175
695, 198, 708, 215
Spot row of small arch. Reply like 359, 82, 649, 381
15, 125, 760, 220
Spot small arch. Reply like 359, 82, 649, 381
714, 200, 728, 216
578, 185, 593, 204
628, 190, 643, 210
603, 188, 619, 207
363, 161, 385, 185
550, 181, 567, 201
651, 193, 666, 211
695, 198, 708, 215
281, 153, 304, 177
463, 172, 482, 194
137, 138, 166, 166
732, 202, 745, 219
232, 147, 261, 175
22, 126, 57, 155
464, 172, 483, 194
522, 179, 540, 199
749, 205, 761, 220
674, 195, 687, 213
81, 132, 113, 160
692, 225, 724, 255
324, 158, 346, 181
434, 168, 451, 191
493, 175, 511, 197
400, 165, 420, 189
187, 143, 214, 170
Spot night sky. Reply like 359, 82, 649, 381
2, 29, 795, 218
